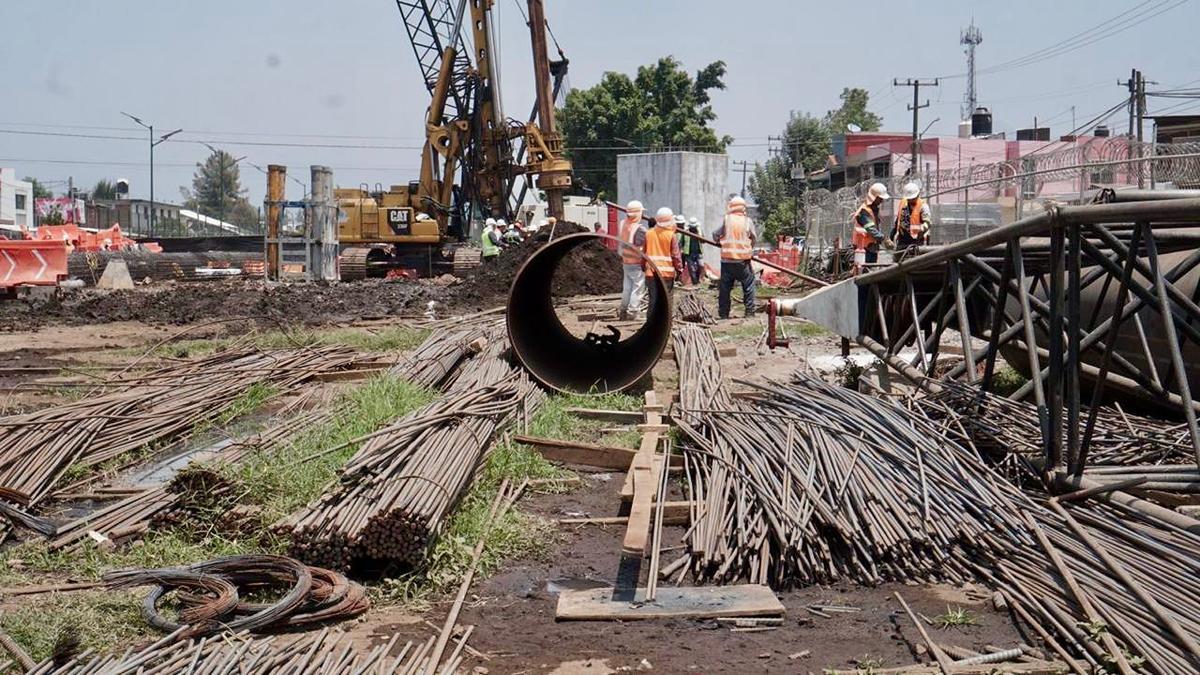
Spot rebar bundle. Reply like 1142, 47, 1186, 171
927, 380, 1193, 465
280, 332, 543, 571
672, 326, 1200, 671
47, 397, 339, 552
388, 323, 494, 389
0, 347, 356, 541
675, 292, 715, 326
30, 625, 472, 675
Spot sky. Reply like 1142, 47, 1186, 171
3, 0, 1199, 208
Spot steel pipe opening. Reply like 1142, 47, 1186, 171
507, 232, 672, 393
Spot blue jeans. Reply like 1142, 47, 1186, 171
719, 261, 755, 318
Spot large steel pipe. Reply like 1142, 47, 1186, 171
507, 233, 671, 393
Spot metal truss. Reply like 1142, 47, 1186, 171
855, 194, 1200, 474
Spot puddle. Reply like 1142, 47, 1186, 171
124, 437, 237, 487
545, 577, 611, 596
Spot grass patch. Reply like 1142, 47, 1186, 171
991, 365, 1028, 397
712, 320, 765, 342
0, 591, 149, 663
934, 606, 978, 628
523, 391, 644, 449
225, 375, 435, 525
134, 326, 431, 360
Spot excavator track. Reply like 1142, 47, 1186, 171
340, 247, 370, 282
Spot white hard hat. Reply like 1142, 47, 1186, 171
626, 200, 644, 212
868, 182, 891, 200
688, 217, 698, 225
728, 196, 746, 208
485, 217, 496, 227
655, 207, 674, 219
673, 214, 686, 225
902, 182, 921, 200
496, 219, 507, 227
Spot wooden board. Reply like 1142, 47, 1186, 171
564, 408, 643, 423
515, 435, 636, 470
556, 585, 785, 621
621, 448, 657, 554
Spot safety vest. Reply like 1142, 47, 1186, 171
720, 214, 752, 261
897, 198, 926, 239
851, 203, 878, 252
644, 226, 676, 279
620, 219, 644, 265
480, 228, 499, 258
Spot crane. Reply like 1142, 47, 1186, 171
337, 0, 572, 279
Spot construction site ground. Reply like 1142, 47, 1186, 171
0, 282, 1024, 673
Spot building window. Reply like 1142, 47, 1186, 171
14, 194, 26, 211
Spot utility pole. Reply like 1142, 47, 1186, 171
894, 78, 938, 176
732, 160, 752, 197
1120, 69, 1148, 188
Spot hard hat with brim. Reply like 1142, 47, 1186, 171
902, 182, 921, 200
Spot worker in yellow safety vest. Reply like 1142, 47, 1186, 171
714, 196, 757, 319
851, 182, 891, 270
893, 182, 931, 249
644, 207, 684, 314
480, 218, 501, 262
618, 201, 648, 320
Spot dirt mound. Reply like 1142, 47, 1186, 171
460, 222, 622, 300
0, 279, 448, 330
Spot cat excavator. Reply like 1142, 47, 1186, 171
339, 0, 572, 279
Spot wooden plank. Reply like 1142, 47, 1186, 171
621, 431, 660, 499
515, 435, 636, 470
664, 345, 738, 359
556, 585, 784, 621
621, 448, 657, 554
315, 368, 386, 382
559, 500, 693, 526
636, 423, 670, 434
564, 408, 643, 423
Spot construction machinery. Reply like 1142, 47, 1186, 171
339, 0, 572, 280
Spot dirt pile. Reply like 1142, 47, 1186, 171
458, 222, 623, 300
0, 279, 448, 329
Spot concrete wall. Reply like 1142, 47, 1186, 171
0, 168, 34, 232
618, 152, 728, 271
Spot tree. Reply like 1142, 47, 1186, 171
558, 57, 733, 199
180, 150, 258, 228
824, 87, 882, 135
91, 179, 117, 200
24, 177, 51, 199
748, 87, 882, 242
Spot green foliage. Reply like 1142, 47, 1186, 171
991, 365, 1029, 397
749, 87, 882, 240
523, 391, 644, 449
558, 57, 732, 199
181, 149, 259, 228
24, 176, 52, 199
226, 375, 435, 525
824, 87, 883, 135
0, 591, 148, 663
934, 606, 978, 628
91, 179, 118, 200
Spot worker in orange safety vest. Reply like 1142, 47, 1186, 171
893, 181, 931, 249
851, 182, 891, 270
644, 206, 684, 314
714, 195, 757, 319
618, 201, 648, 320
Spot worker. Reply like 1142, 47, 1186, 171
618, 200, 648, 321
502, 220, 523, 246
893, 182, 931, 250
713, 196, 756, 319
644, 207, 684, 312
683, 217, 703, 285
851, 182, 891, 269
481, 218, 501, 263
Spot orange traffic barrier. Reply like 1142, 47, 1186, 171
0, 240, 70, 288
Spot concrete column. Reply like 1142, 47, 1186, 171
310, 165, 338, 281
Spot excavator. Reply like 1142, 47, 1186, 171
338, 0, 573, 280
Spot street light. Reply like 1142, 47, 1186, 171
200, 142, 247, 226
122, 112, 182, 237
